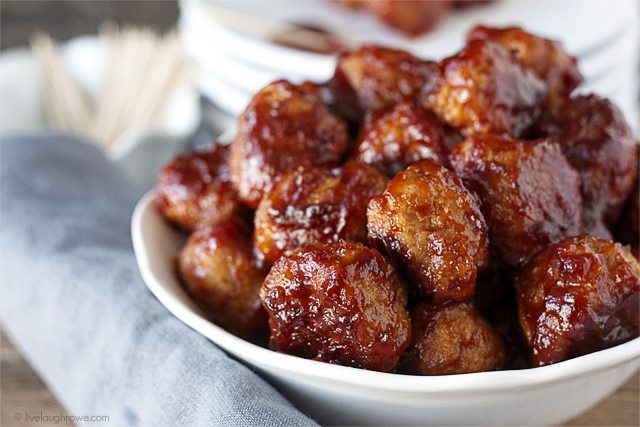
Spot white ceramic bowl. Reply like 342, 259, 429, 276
131, 137, 640, 427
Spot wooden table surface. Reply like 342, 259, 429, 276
1, 328, 638, 426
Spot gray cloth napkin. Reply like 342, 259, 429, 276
0, 134, 318, 427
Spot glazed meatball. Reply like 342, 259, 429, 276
337, 45, 439, 111
260, 241, 411, 372
254, 162, 387, 265
424, 39, 547, 137
178, 220, 268, 343
467, 26, 582, 107
358, 1, 450, 36
398, 302, 506, 375
548, 95, 638, 227
351, 102, 447, 176
450, 135, 583, 267
516, 236, 640, 367
230, 80, 350, 208
368, 159, 489, 303
155, 146, 246, 231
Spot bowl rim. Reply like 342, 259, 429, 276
132, 189, 640, 395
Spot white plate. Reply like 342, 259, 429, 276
132, 129, 640, 426
183, 0, 634, 73
180, 19, 285, 91
181, 0, 335, 81
181, 15, 329, 93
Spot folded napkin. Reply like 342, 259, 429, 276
0, 134, 317, 427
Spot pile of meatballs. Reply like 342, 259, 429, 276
155, 26, 640, 375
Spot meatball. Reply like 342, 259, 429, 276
260, 241, 411, 372
254, 162, 388, 265
550, 95, 638, 227
155, 146, 246, 231
351, 102, 447, 176
230, 80, 350, 208
337, 45, 439, 111
398, 302, 506, 375
368, 159, 489, 303
178, 220, 268, 343
516, 236, 640, 367
424, 39, 547, 137
449, 135, 583, 267
358, 1, 450, 36
467, 25, 582, 107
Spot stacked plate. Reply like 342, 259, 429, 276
180, 0, 639, 131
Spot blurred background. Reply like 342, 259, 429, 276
1, 1, 638, 426
1, 1, 178, 48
